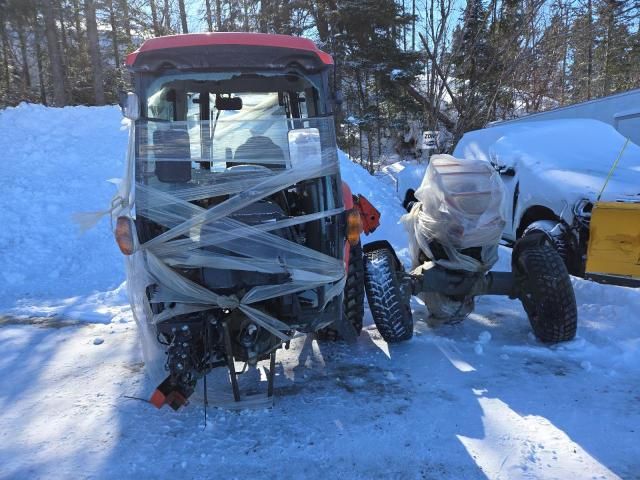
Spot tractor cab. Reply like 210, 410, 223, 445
118, 33, 375, 409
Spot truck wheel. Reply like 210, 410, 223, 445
316, 242, 365, 341
514, 243, 577, 343
363, 247, 413, 343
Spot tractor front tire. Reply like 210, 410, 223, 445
515, 243, 577, 343
316, 242, 365, 341
363, 247, 413, 343
522, 220, 575, 270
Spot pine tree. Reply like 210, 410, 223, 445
450, 0, 492, 136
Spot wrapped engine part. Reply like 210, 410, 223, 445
403, 154, 506, 272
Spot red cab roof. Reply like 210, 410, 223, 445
126, 32, 333, 67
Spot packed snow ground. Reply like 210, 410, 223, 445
1, 105, 639, 479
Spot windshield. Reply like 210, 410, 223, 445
134, 115, 338, 192
137, 71, 325, 171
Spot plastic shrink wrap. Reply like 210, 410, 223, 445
91, 110, 346, 386
403, 154, 506, 273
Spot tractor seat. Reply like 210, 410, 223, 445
230, 136, 286, 169
153, 127, 192, 183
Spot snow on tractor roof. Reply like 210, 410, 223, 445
125, 32, 333, 68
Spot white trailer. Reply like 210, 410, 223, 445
490, 88, 640, 146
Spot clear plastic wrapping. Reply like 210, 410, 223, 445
113, 115, 345, 384
403, 154, 506, 272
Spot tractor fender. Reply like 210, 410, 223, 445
342, 182, 354, 271
341, 182, 381, 234
342, 182, 354, 209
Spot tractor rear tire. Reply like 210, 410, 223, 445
363, 247, 413, 343
515, 243, 577, 343
316, 242, 365, 341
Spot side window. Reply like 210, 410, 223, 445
147, 87, 175, 120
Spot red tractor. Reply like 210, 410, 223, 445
115, 33, 379, 409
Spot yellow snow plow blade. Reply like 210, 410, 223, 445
586, 202, 640, 281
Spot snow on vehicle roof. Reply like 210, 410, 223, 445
454, 119, 640, 200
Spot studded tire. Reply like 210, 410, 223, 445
523, 220, 571, 265
316, 242, 365, 341
363, 247, 413, 343
515, 243, 577, 343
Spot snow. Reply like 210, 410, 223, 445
390, 68, 406, 80
379, 159, 428, 201
1, 104, 640, 479
454, 119, 640, 202
0, 103, 129, 322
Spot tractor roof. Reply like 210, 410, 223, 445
126, 32, 333, 73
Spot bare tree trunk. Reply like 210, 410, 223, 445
401, 0, 406, 50
243, 0, 249, 31
107, 0, 120, 67
17, 18, 32, 94
42, 0, 66, 106
602, 2, 615, 95
411, 0, 416, 50
163, 0, 170, 31
216, 0, 222, 31
150, 0, 160, 36
0, 12, 10, 97
205, 0, 213, 31
57, 0, 73, 102
561, 0, 568, 104
120, 0, 132, 45
178, 0, 188, 33
586, 0, 593, 100
33, 11, 48, 104
58, 2, 68, 54
367, 129, 374, 173
310, 2, 330, 42
359, 126, 363, 166
72, 0, 83, 44
84, 0, 105, 105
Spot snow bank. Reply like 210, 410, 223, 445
338, 151, 410, 263
0, 103, 128, 322
379, 160, 428, 201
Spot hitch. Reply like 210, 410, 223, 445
150, 376, 191, 410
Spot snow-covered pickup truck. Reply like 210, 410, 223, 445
453, 118, 640, 286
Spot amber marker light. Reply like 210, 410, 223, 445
347, 209, 363, 245
115, 216, 135, 255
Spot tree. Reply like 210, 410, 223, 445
149, 0, 161, 36
41, 0, 66, 106
84, 0, 104, 105
106, 0, 121, 68
449, 0, 492, 136
204, 0, 213, 31
178, 0, 188, 33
